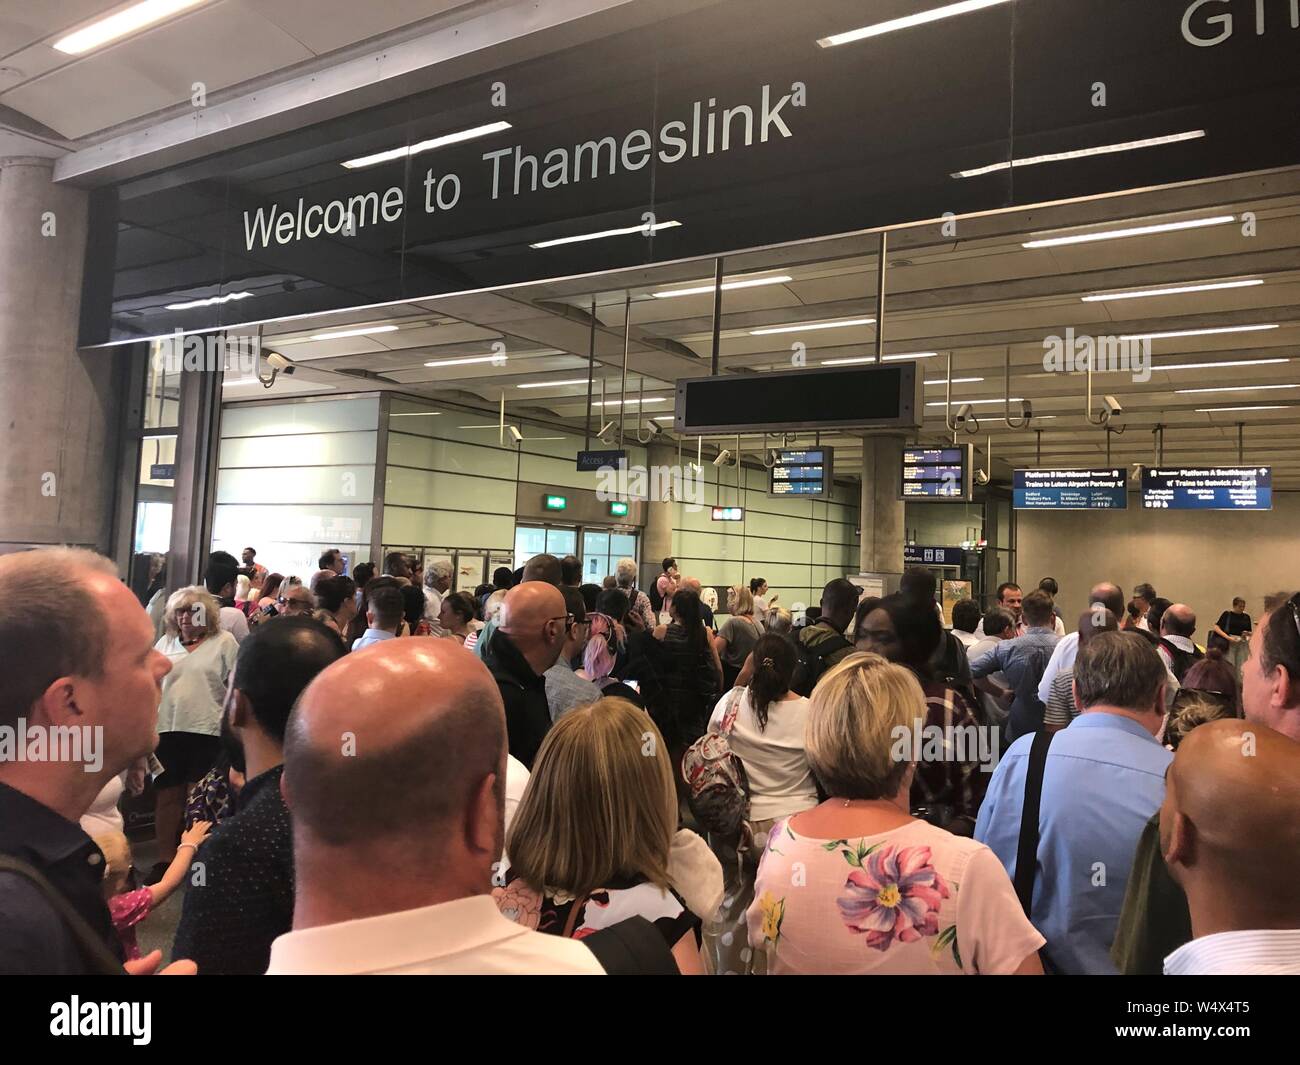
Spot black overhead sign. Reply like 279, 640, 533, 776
576, 449, 627, 472
82, 0, 1300, 345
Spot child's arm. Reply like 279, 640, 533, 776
148, 821, 212, 907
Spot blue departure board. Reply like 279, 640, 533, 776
901, 445, 972, 501
1013, 469, 1128, 510
770, 448, 833, 498
1141, 467, 1272, 511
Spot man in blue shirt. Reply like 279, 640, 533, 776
975, 630, 1172, 974
971, 589, 1060, 741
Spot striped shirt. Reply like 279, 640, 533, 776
1165, 929, 1300, 975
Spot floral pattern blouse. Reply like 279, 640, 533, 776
747, 817, 1043, 975
493, 869, 699, 948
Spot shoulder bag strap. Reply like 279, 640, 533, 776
0, 854, 124, 975
1013, 730, 1055, 917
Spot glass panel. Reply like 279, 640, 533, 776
610, 533, 638, 566
138, 435, 176, 487
514, 526, 546, 566
582, 530, 609, 584
545, 527, 577, 558
143, 348, 180, 430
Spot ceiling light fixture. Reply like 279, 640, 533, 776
751, 317, 876, 336
531, 220, 681, 249
1120, 324, 1278, 342
425, 354, 509, 368
165, 290, 253, 311
591, 398, 668, 408
342, 122, 513, 169
926, 397, 1026, 407
54, 0, 210, 55
652, 275, 793, 298
309, 326, 399, 341
389, 412, 444, 417
1175, 384, 1300, 394
1142, 357, 1291, 372
820, 352, 938, 366
1195, 406, 1294, 413
1022, 215, 1235, 249
817, 0, 1013, 47
954, 130, 1205, 180
924, 377, 985, 386
1081, 279, 1263, 302
516, 378, 593, 389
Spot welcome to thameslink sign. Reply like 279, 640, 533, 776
241, 83, 806, 251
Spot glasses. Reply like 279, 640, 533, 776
279, 597, 313, 611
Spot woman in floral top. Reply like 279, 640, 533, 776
748, 653, 1044, 975
493, 697, 706, 973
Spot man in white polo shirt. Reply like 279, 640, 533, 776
267, 637, 602, 975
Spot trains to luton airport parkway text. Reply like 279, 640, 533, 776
242, 81, 806, 252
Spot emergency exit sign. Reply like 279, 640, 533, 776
544, 494, 567, 511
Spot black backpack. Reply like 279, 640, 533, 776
790, 628, 852, 697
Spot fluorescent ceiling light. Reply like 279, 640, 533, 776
820, 352, 937, 366
954, 130, 1205, 180
459, 425, 506, 430
54, 0, 209, 54
309, 326, 399, 341
592, 398, 668, 408
1120, 324, 1278, 342
1140, 357, 1291, 372
1023, 215, 1235, 249
817, 0, 1013, 47
531, 220, 681, 249
516, 378, 592, 389
390, 412, 443, 417
926, 397, 1025, 407
342, 122, 513, 169
751, 317, 875, 336
1196, 406, 1293, 413
1175, 384, 1300, 394
925, 377, 985, 386
1082, 279, 1263, 302
166, 290, 253, 311
652, 275, 793, 298
425, 354, 508, 368
653, 415, 676, 421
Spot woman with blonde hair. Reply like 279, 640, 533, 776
493, 697, 708, 973
716, 585, 761, 691
747, 652, 1045, 975
149, 585, 238, 883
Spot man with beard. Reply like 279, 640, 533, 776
172, 617, 343, 974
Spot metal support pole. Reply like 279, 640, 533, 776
584, 295, 597, 449
619, 293, 631, 448
710, 257, 724, 376
874, 231, 888, 363
1237, 422, 1245, 464
1036, 429, 1043, 466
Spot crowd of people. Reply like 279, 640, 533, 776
1, 545, 1297, 976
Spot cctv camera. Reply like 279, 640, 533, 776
263, 351, 296, 375
953, 402, 979, 433
1103, 395, 1123, 417
508, 425, 524, 443
713, 449, 733, 468
643, 419, 663, 438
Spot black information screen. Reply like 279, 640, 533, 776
902, 446, 971, 501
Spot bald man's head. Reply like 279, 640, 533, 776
1162, 603, 1197, 638
499, 582, 567, 673
1161, 719, 1300, 925
682, 577, 701, 593
284, 639, 506, 860
521, 553, 562, 586
1089, 582, 1125, 617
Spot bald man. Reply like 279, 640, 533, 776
1159, 719, 1300, 973
479, 582, 567, 768
1037, 581, 1126, 704
1158, 604, 1203, 683
266, 639, 601, 974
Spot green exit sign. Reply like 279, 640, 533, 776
609, 500, 629, 517
544, 494, 567, 511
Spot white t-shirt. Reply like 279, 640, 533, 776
709, 688, 818, 822
155, 631, 239, 736
219, 605, 249, 644
80, 773, 126, 838
749, 817, 1044, 975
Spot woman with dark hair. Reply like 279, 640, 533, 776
400, 583, 432, 636
438, 590, 480, 643
492, 566, 515, 590
313, 575, 357, 642
703, 633, 818, 975
654, 588, 723, 756
855, 593, 986, 833
1174, 646, 1240, 719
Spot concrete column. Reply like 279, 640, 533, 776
0, 157, 121, 552
640, 441, 676, 590
859, 434, 905, 591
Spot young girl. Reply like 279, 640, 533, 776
95, 821, 211, 960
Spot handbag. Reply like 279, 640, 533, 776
680, 689, 750, 837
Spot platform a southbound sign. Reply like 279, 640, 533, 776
1141, 466, 1272, 511
1013, 469, 1128, 510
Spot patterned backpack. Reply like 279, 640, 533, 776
680, 689, 750, 837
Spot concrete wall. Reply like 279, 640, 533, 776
1017, 491, 1300, 636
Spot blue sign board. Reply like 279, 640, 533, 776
904, 546, 966, 567
901, 446, 972, 501
1141, 467, 1272, 511
1013, 469, 1128, 510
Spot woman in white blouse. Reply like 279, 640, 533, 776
703, 633, 819, 974
747, 652, 1044, 975
150, 586, 238, 881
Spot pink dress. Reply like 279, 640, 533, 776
108, 887, 154, 961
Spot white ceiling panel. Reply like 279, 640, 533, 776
251, 0, 476, 56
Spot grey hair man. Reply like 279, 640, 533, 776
423, 559, 454, 636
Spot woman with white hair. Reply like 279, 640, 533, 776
423, 558, 454, 636
149, 586, 239, 884
615, 557, 655, 630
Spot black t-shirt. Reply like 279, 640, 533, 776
1216, 611, 1252, 637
